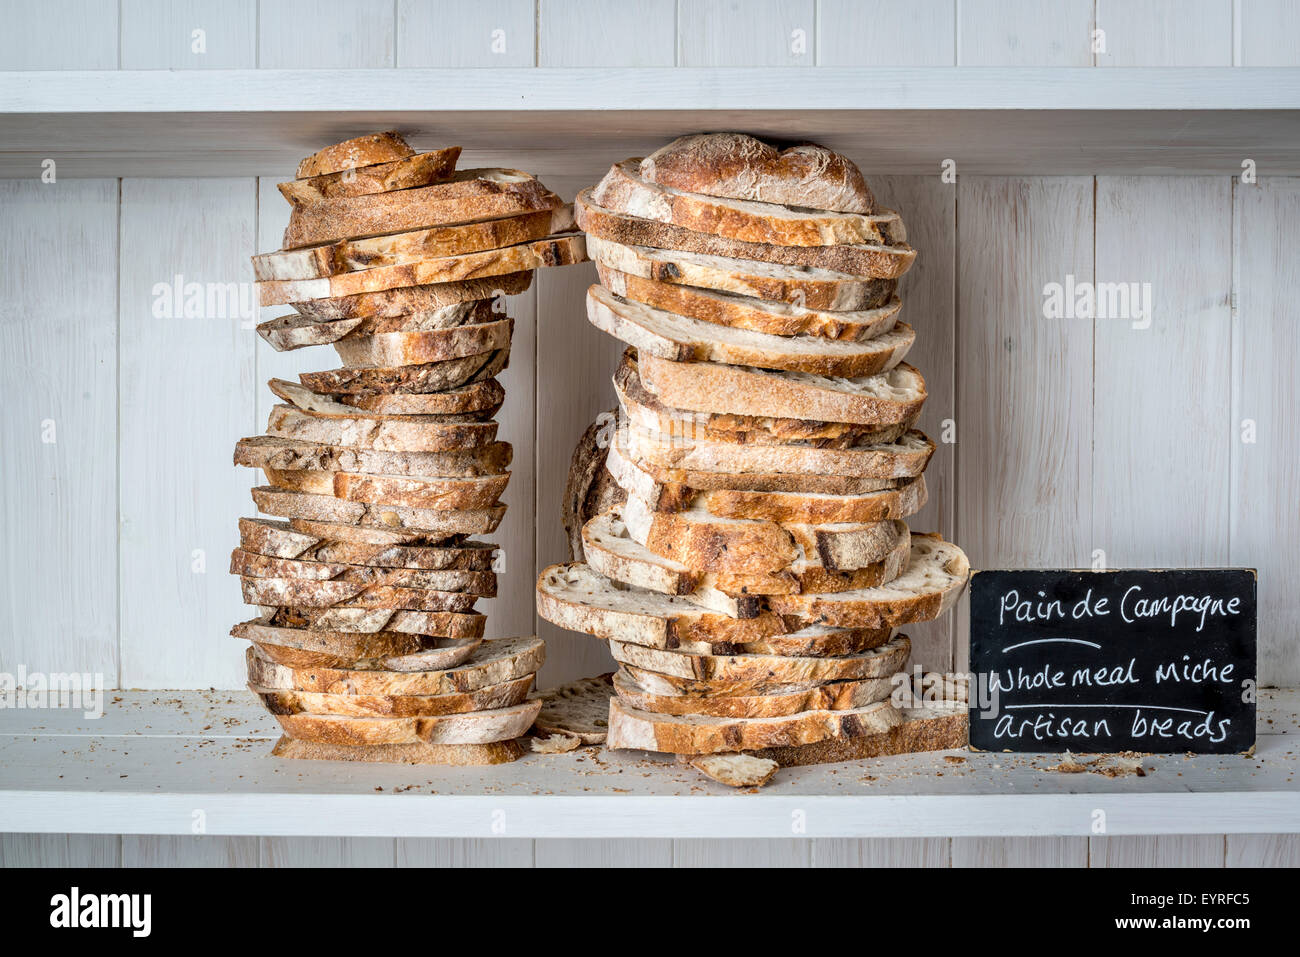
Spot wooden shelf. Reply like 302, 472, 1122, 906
0, 691, 1295, 839
1, 68, 1299, 177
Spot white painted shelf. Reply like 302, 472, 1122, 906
1, 68, 1299, 177
0, 691, 1295, 839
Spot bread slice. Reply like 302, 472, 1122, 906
751, 702, 968, 766
269, 377, 496, 422
232, 616, 432, 659
278, 147, 461, 207
260, 469, 509, 512
638, 352, 926, 427
688, 752, 778, 787
246, 636, 545, 695
253, 673, 534, 718
289, 272, 531, 321
533, 673, 614, 744
266, 406, 497, 451
577, 191, 907, 281
235, 436, 512, 479
249, 639, 482, 672
240, 575, 480, 613
607, 696, 901, 755
768, 534, 970, 628
535, 562, 788, 651
586, 235, 893, 311
231, 549, 497, 594
258, 299, 498, 351
294, 131, 414, 179
599, 265, 902, 342
639, 134, 874, 214
337, 382, 505, 416
256, 207, 572, 279
283, 169, 563, 248
561, 412, 625, 562
588, 286, 913, 378
252, 487, 505, 537
613, 669, 893, 719
333, 319, 514, 369
298, 349, 509, 396
271, 734, 527, 764
260, 605, 485, 638
259, 235, 585, 305
271, 699, 542, 746
609, 634, 910, 692
595, 159, 914, 269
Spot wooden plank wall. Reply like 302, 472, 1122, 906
1, 0, 1297, 869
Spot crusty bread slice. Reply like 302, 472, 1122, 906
238, 519, 496, 569
332, 319, 514, 369
253, 673, 534, 718
269, 378, 497, 423
272, 699, 542, 746
607, 696, 901, 755
751, 702, 968, 766
595, 159, 914, 268
561, 412, 625, 562
298, 349, 509, 396
232, 616, 431, 658
289, 272, 531, 321
278, 147, 461, 207
535, 562, 790, 650
638, 352, 927, 427
247, 636, 545, 695
588, 286, 913, 378
586, 235, 893, 311
768, 534, 970, 628
240, 575, 480, 613
295, 131, 414, 179
613, 669, 893, 719
599, 264, 901, 342
235, 436, 512, 479
266, 406, 497, 451
258, 299, 497, 351
260, 235, 584, 305
261, 469, 509, 512
577, 191, 907, 281
252, 487, 505, 537
270, 734, 527, 764
337, 381, 504, 416
284, 169, 563, 248
231, 549, 497, 594
533, 673, 614, 744
640, 134, 874, 214
256, 207, 572, 279
261, 605, 485, 638
688, 752, 778, 787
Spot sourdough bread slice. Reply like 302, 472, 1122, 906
586, 235, 894, 311
337, 381, 505, 415
638, 352, 927, 427
240, 576, 480, 613
253, 673, 534, 718
278, 146, 461, 207
295, 131, 414, 179
260, 235, 584, 305
260, 469, 509, 512
751, 702, 968, 766
561, 412, 625, 562
266, 406, 498, 451
248, 638, 481, 672
271, 699, 542, 746
298, 349, 509, 396
768, 534, 970, 628
246, 636, 544, 695
258, 298, 495, 350
283, 169, 563, 248
535, 562, 788, 650
640, 134, 874, 214
606, 696, 901, 755
252, 487, 505, 537
270, 734, 527, 764
290, 272, 531, 321
332, 319, 514, 369
231, 549, 497, 595
235, 436, 512, 478
232, 616, 432, 659
269, 377, 497, 422
588, 286, 914, 378
533, 673, 614, 744
263, 605, 485, 638
613, 669, 894, 718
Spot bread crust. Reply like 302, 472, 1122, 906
295, 131, 414, 179
280, 146, 460, 206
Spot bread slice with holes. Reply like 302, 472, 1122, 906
269, 377, 499, 422
294, 131, 414, 179
239, 575, 481, 613
258, 299, 499, 351
283, 169, 563, 248
290, 272, 531, 321
606, 696, 902, 755
270, 734, 527, 764
533, 673, 614, 744
231, 549, 497, 593
278, 146, 461, 207
588, 286, 913, 378
586, 235, 894, 311
298, 350, 509, 396
252, 487, 504, 537
333, 319, 514, 369
260, 469, 509, 512
637, 352, 926, 427
261, 605, 485, 638
236, 436, 512, 479
271, 699, 542, 746
254, 673, 534, 718
612, 669, 893, 719
266, 406, 497, 452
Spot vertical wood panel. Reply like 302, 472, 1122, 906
0, 180, 119, 678
1093, 177, 1232, 567
397, 838, 534, 866
396, 0, 536, 67
818, 0, 956, 65
260, 836, 396, 866
1239, 0, 1300, 65
260, 0, 396, 68
678, 0, 816, 66
813, 837, 950, 866
534, 839, 673, 867
1096, 0, 1233, 65
539, 0, 677, 66
952, 836, 1088, 866
956, 178, 1094, 569
957, 0, 1093, 65
869, 174, 956, 671
1091, 835, 1225, 867
0, 834, 120, 867
1226, 834, 1300, 867
118, 178, 257, 689
0, 0, 119, 69
1233, 178, 1300, 686
673, 839, 811, 866
121, 0, 257, 69
122, 835, 259, 866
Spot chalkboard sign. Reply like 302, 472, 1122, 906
969, 569, 1256, 753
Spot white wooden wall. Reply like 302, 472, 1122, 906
2, 0, 1298, 868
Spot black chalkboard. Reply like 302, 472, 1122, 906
969, 569, 1256, 753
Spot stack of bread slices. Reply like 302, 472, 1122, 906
232, 132, 584, 765
536, 133, 970, 783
